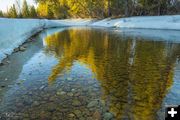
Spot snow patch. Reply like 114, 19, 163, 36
0, 18, 93, 62
0, 18, 45, 62
45, 19, 94, 28
90, 15, 180, 30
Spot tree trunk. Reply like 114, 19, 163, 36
158, 0, 161, 15
130, 0, 135, 16
108, 0, 111, 17
125, 0, 129, 17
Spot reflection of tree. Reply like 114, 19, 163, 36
128, 41, 174, 120
45, 28, 179, 119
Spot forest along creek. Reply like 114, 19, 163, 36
0, 27, 180, 120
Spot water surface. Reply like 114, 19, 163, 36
0, 27, 180, 120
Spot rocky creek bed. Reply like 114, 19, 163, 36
1, 27, 180, 120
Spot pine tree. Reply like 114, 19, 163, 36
8, 4, 18, 18
47, 6, 54, 18
22, 0, 30, 18
0, 10, 3, 17
35, 0, 180, 18
29, 6, 37, 18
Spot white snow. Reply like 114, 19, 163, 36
1, 15, 180, 63
0, 18, 45, 62
0, 18, 93, 62
90, 15, 180, 30
45, 19, 94, 28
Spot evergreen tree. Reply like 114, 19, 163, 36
0, 10, 3, 17
22, 0, 30, 18
32, 0, 180, 18
47, 7, 54, 19
8, 4, 18, 18
29, 6, 37, 18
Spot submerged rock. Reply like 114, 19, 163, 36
6, 60, 10, 64
72, 99, 81, 106
93, 111, 102, 120
56, 91, 66, 95
68, 113, 76, 118
14, 48, 19, 52
71, 89, 75, 92
67, 93, 74, 97
19, 46, 26, 51
103, 112, 114, 120
33, 101, 40, 106
87, 100, 99, 108
74, 110, 81, 116
67, 77, 73, 81
47, 105, 57, 112
40, 85, 45, 90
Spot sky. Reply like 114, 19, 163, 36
0, 0, 36, 12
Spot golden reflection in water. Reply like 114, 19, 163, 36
44, 28, 180, 119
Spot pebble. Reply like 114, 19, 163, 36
57, 91, 66, 95
49, 96, 56, 102
68, 113, 75, 118
103, 112, 114, 120
47, 106, 56, 112
14, 48, 19, 52
72, 99, 81, 106
16, 102, 24, 107
33, 101, 40, 106
67, 93, 74, 96
40, 85, 45, 90
73, 110, 82, 117
16, 79, 25, 85
93, 111, 101, 120
16, 82, 21, 85
71, 89, 75, 92
6, 61, 10, 64
28, 91, 33, 95
67, 77, 73, 81
40, 111, 51, 120
87, 100, 99, 108
19, 46, 26, 51
74, 93, 81, 97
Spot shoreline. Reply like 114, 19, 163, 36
1, 15, 180, 63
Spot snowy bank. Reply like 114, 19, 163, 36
0, 18, 93, 63
90, 15, 180, 30
0, 18, 45, 62
1, 15, 180, 63
45, 19, 94, 28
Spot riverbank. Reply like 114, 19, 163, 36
0, 18, 93, 63
91, 15, 180, 29
1, 15, 180, 63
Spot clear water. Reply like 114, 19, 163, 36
0, 27, 180, 120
